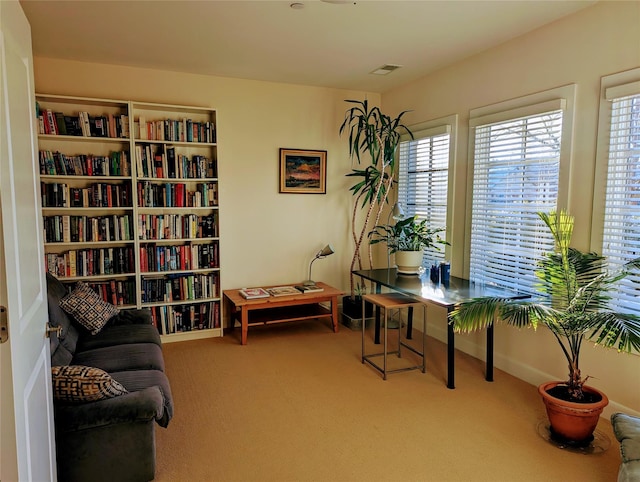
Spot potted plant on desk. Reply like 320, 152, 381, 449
369, 215, 449, 274
450, 210, 640, 446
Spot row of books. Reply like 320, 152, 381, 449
135, 145, 216, 179
136, 181, 218, 208
41, 182, 68, 208
44, 213, 216, 243
150, 301, 220, 335
67, 279, 137, 307
37, 106, 129, 138
40, 182, 132, 208
141, 272, 219, 303
139, 242, 219, 273
136, 117, 216, 143
44, 214, 133, 243
69, 183, 131, 208
45, 246, 135, 278
138, 213, 217, 241
39, 150, 130, 177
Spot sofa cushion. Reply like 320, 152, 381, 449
51, 342, 74, 366
111, 369, 174, 428
611, 412, 640, 482
76, 323, 161, 352
109, 309, 153, 326
72, 343, 165, 373
60, 282, 119, 335
51, 365, 128, 403
612, 413, 640, 461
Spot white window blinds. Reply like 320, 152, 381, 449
469, 110, 563, 293
602, 90, 640, 314
397, 126, 450, 265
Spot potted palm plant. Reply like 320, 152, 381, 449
369, 215, 449, 274
451, 210, 640, 446
339, 99, 412, 324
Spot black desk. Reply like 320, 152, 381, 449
353, 268, 529, 389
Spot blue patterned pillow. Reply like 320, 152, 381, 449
59, 282, 119, 334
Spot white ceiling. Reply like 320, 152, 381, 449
20, 0, 597, 93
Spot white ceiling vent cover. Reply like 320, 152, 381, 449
370, 64, 402, 76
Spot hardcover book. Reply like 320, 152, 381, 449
239, 287, 270, 299
295, 284, 324, 293
266, 286, 300, 297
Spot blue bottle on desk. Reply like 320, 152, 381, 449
430, 264, 439, 283
440, 262, 450, 285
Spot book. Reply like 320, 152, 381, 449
266, 286, 300, 297
167, 146, 176, 178
54, 112, 67, 135
239, 287, 270, 299
295, 284, 324, 293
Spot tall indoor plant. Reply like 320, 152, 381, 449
339, 99, 412, 316
369, 215, 448, 274
451, 210, 640, 444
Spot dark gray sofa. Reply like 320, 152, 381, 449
611, 412, 640, 482
47, 273, 173, 482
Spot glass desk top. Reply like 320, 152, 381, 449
353, 268, 529, 308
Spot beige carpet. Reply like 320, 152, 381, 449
155, 319, 620, 482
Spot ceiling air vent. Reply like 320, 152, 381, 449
370, 64, 402, 76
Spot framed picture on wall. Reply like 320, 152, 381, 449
279, 148, 327, 194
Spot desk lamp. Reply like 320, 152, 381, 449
303, 244, 334, 286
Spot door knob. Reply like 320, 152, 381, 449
45, 323, 62, 338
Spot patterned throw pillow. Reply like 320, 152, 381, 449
59, 282, 119, 334
51, 365, 128, 403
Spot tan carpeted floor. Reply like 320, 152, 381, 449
155, 319, 620, 482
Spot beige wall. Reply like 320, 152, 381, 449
382, 0, 640, 416
33, 0, 639, 417
33, 58, 380, 297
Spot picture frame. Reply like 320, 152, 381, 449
279, 148, 327, 194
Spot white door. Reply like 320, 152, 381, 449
0, 1, 57, 480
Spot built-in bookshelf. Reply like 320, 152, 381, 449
36, 94, 221, 342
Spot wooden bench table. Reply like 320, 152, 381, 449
223, 282, 344, 345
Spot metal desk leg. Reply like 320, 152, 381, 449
361, 296, 366, 364
383, 307, 388, 380
421, 304, 426, 373
447, 308, 455, 389
486, 322, 494, 382
406, 306, 413, 340
374, 282, 382, 344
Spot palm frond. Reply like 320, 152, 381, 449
451, 297, 537, 332
450, 297, 502, 332
588, 312, 640, 352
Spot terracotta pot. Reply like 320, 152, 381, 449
538, 381, 609, 444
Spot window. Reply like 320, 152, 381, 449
468, 86, 575, 293
397, 116, 456, 266
600, 74, 640, 314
